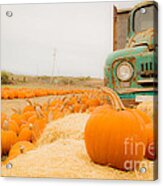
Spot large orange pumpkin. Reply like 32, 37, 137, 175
84, 87, 148, 171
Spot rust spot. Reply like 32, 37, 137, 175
128, 28, 156, 50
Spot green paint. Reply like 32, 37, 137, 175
104, 1, 158, 99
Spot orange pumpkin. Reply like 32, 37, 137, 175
8, 90, 16, 99
27, 107, 48, 132
84, 87, 147, 171
34, 117, 47, 132
8, 141, 35, 160
50, 110, 65, 121
23, 100, 35, 113
2, 120, 19, 135
135, 108, 155, 160
73, 103, 81, 113
11, 109, 26, 126
18, 123, 39, 143
17, 91, 26, 99
1, 112, 7, 125
87, 97, 100, 107
1, 129, 17, 155
22, 110, 36, 120
88, 106, 96, 113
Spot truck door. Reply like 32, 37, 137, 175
113, 6, 131, 51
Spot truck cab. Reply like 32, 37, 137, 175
104, 1, 158, 101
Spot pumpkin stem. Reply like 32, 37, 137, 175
3, 120, 9, 130
76, 96, 81, 103
29, 123, 33, 130
19, 145, 25, 153
12, 107, 21, 114
36, 103, 42, 108
69, 105, 74, 113
26, 99, 33, 106
35, 106, 44, 118
48, 111, 54, 122
60, 96, 66, 102
47, 97, 54, 108
101, 88, 120, 110
60, 104, 66, 112
101, 87, 126, 111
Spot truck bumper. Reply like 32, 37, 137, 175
116, 87, 157, 94
116, 88, 158, 102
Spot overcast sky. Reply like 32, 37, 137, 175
1, 1, 142, 78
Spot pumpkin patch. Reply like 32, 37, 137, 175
1, 86, 156, 179
1, 88, 108, 157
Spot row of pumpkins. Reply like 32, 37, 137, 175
1, 87, 88, 99
1, 89, 108, 164
1, 87, 156, 171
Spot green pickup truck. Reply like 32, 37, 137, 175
104, 1, 158, 102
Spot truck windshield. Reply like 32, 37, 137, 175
134, 5, 157, 33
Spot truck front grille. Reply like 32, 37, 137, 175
140, 62, 157, 78
139, 62, 158, 87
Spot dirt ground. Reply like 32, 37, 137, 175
1, 95, 57, 116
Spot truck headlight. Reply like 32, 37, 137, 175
117, 62, 133, 81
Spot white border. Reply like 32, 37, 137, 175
0, 0, 162, 186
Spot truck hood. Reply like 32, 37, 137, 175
127, 28, 157, 50
105, 45, 148, 67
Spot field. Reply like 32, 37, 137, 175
2, 74, 103, 115
1, 73, 156, 180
